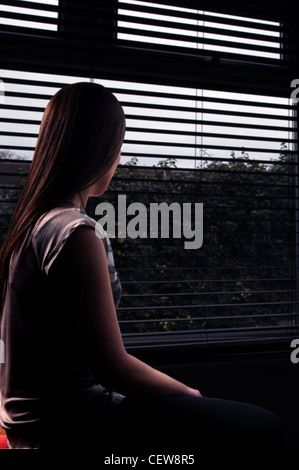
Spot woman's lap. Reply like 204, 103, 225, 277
83, 395, 284, 449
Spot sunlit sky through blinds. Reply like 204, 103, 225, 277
0, 0, 295, 168
118, 0, 281, 59
0, 0, 59, 30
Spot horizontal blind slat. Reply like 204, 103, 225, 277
118, 1, 282, 32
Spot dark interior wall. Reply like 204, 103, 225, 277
132, 344, 299, 449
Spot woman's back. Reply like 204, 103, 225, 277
0, 203, 123, 448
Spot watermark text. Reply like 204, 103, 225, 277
95, 195, 203, 250
0, 339, 4, 364
290, 338, 299, 364
290, 79, 299, 103
0, 79, 4, 104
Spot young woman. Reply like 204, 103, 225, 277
0, 82, 283, 449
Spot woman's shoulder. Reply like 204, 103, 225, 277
31, 202, 107, 275
35, 202, 95, 230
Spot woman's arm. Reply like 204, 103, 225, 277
50, 226, 201, 398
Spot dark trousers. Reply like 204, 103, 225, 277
82, 395, 284, 449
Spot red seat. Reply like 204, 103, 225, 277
0, 435, 8, 449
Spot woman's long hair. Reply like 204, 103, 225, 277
0, 82, 126, 307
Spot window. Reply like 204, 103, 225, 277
117, 0, 282, 62
0, 0, 59, 32
2, 69, 293, 166
0, 0, 298, 349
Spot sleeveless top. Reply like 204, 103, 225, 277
0, 202, 124, 448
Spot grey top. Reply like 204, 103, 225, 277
0, 203, 124, 448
